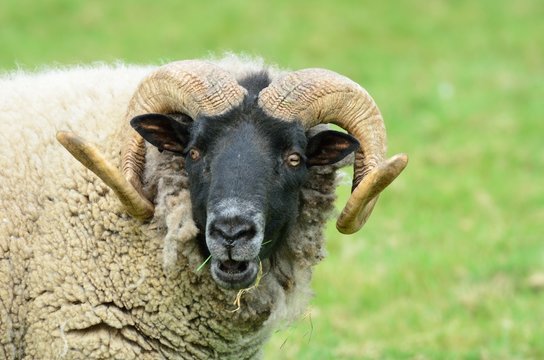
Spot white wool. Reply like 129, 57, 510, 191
0, 57, 343, 359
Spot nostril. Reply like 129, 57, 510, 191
209, 217, 257, 243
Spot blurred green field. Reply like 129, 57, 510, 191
2, 0, 543, 358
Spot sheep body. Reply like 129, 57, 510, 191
0, 57, 341, 359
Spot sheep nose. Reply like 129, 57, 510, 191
208, 216, 257, 245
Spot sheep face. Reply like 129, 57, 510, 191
132, 107, 358, 290
189, 114, 310, 290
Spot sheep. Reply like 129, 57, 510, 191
0, 55, 407, 359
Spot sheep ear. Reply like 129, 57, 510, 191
130, 113, 190, 154
306, 130, 359, 167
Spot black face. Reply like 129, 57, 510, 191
131, 107, 358, 290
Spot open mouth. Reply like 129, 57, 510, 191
211, 258, 259, 290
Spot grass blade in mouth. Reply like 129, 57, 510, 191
196, 255, 212, 272
231, 259, 263, 313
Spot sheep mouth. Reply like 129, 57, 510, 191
211, 258, 259, 290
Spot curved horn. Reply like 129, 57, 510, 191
122, 60, 248, 200
57, 131, 154, 220
58, 61, 247, 221
258, 69, 407, 234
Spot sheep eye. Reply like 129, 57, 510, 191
189, 148, 201, 161
286, 153, 301, 167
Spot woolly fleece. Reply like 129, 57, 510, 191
0, 58, 344, 359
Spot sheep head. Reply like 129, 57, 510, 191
57, 60, 408, 290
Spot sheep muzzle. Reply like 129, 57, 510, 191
205, 199, 265, 289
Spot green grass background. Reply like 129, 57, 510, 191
1, 0, 542, 358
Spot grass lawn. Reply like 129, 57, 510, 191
2, 0, 542, 358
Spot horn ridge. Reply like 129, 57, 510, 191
119, 61, 247, 218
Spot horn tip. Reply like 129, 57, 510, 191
394, 152, 409, 163
56, 130, 87, 154
385, 153, 409, 179
390, 152, 408, 167
336, 221, 358, 235
56, 130, 72, 143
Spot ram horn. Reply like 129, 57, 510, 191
59, 61, 247, 221
57, 131, 155, 220
258, 69, 408, 234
